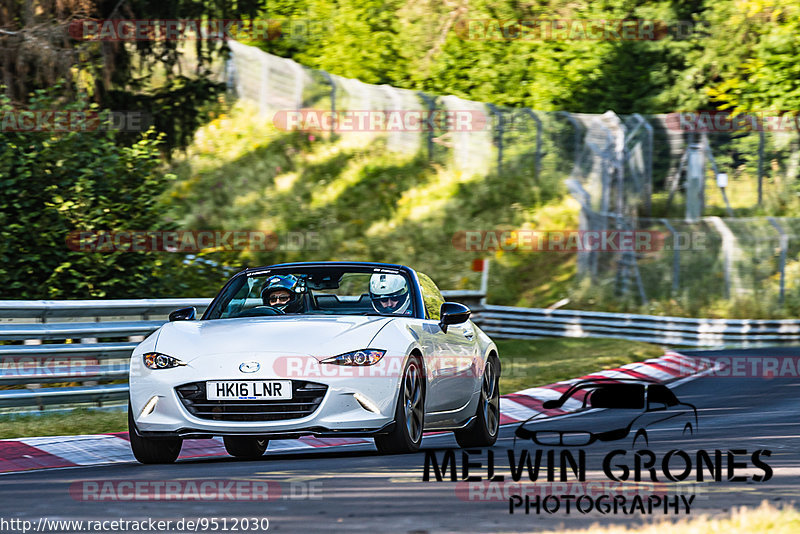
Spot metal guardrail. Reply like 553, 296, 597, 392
0, 299, 213, 320
473, 304, 800, 347
2, 296, 799, 411
0, 299, 214, 411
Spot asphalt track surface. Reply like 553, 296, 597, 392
1, 347, 799, 533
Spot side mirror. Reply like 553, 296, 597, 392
542, 399, 561, 409
439, 302, 471, 333
169, 307, 197, 322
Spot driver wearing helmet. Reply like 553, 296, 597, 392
369, 273, 411, 315
261, 275, 305, 313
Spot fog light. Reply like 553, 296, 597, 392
139, 396, 159, 418
534, 431, 562, 446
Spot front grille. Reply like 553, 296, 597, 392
175, 381, 328, 422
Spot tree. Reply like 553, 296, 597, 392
1, 0, 262, 151
0, 88, 180, 298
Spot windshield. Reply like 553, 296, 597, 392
205, 266, 416, 319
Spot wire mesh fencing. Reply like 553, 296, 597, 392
226, 40, 800, 316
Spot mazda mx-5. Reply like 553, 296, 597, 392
128, 262, 500, 463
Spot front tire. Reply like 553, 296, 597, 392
455, 357, 500, 448
128, 402, 182, 464
223, 437, 269, 459
375, 356, 424, 454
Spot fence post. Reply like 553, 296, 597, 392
557, 111, 582, 170
661, 218, 680, 293
320, 71, 337, 136
633, 114, 653, 217
758, 129, 765, 206
417, 92, 436, 161
707, 216, 735, 299
769, 217, 788, 305
524, 109, 542, 180
703, 134, 734, 217
686, 137, 705, 221
487, 104, 504, 174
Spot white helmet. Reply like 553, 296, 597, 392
369, 273, 410, 314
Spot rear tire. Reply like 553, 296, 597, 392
455, 357, 500, 448
375, 356, 424, 454
128, 402, 182, 464
632, 429, 649, 449
223, 437, 269, 459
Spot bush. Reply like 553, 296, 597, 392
0, 89, 180, 299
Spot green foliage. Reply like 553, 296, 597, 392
253, 0, 712, 113
0, 88, 186, 299
254, 0, 800, 116
416, 272, 444, 320
106, 77, 227, 156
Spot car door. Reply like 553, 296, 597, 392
633, 384, 693, 442
417, 273, 478, 412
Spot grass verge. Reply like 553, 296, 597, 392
0, 408, 127, 440
495, 337, 664, 394
0, 337, 663, 439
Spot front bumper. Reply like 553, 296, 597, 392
129, 352, 400, 437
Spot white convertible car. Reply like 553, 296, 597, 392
128, 262, 500, 463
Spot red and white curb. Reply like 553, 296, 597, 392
0, 351, 716, 474
498, 350, 717, 424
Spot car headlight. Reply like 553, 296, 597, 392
143, 352, 186, 370
321, 349, 385, 366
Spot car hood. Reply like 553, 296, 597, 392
154, 315, 393, 362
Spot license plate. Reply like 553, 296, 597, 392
206, 380, 292, 400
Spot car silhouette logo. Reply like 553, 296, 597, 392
514, 378, 698, 448
239, 361, 260, 373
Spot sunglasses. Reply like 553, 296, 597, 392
269, 294, 291, 304
377, 297, 400, 306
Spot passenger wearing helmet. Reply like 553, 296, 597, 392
261, 275, 305, 313
369, 273, 411, 315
